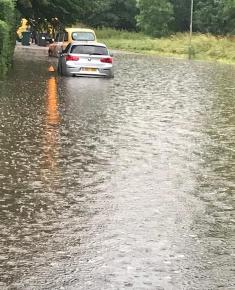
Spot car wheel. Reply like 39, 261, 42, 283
107, 71, 114, 79
59, 65, 69, 77
64, 70, 70, 77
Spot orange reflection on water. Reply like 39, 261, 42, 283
42, 76, 60, 180
46, 76, 60, 125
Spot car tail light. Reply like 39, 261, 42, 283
66, 55, 79, 61
100, 57, 113, 64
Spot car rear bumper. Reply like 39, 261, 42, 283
66, 67, 114, 78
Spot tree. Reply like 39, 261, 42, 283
170, 0, 191, 32
137, 0, 174, 37
193, 0, 224, 34
81, 0, 138, 30
15, 0, 235, 37
221, 0, 235, 34
16, 0, 84, 28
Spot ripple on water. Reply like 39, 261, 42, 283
0, 55, 234, 289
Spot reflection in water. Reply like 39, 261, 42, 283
41, 76, 60, 183
46, 76, 60, 126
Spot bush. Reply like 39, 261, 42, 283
136, 0, 174, 37
0, 20, 11, 76
0, 0, 15, 22
0, 0, 16, 77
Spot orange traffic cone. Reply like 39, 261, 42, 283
48, 65, 55, 72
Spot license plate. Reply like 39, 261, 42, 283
82, 67, 97, 72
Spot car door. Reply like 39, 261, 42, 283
58, 43, 71, 75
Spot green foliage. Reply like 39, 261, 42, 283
98, 28, 235, 64
135, 0, 235, 36
12, 0, 235, 48
83, 0, 138, 30
16, 0, 109, 29
16, 0, 81, 29
170, 0, 191, 32
0, 20, 10, 76
221, 0, 235, 34
16, 0, 138, 31
193, 0, 235, 35
15, 0, 235, 37
136, 0, 174, 37
0, 0, 16, 77
193, 0, 224, 34
47, 0, 82, 26
0, 0, 15, 21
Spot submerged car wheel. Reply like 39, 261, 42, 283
106, 71, 114, 79
58, 65, 69, 77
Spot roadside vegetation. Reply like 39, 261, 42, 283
0, 0, 17, 77
97, 28, 235, 64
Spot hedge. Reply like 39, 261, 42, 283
0, 0, 16, 77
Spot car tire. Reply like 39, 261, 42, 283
107, 72, 114, 79
58, 65, 69, 77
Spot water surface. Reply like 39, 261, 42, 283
0, 54, 234, 289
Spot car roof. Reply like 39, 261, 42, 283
65, 28, 96, 33
70, 41, 107, 47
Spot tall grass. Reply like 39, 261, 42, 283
96, 28, 235, 64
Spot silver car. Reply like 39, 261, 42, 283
57, 42, 114, 78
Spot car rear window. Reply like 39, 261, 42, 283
70, 45, 108, 55
72, 32, 95, 41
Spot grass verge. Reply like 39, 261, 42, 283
96, 28, 235, 64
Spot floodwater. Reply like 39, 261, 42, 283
0, 53, 234, 290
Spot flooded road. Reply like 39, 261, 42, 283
0, 54, 234, 289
